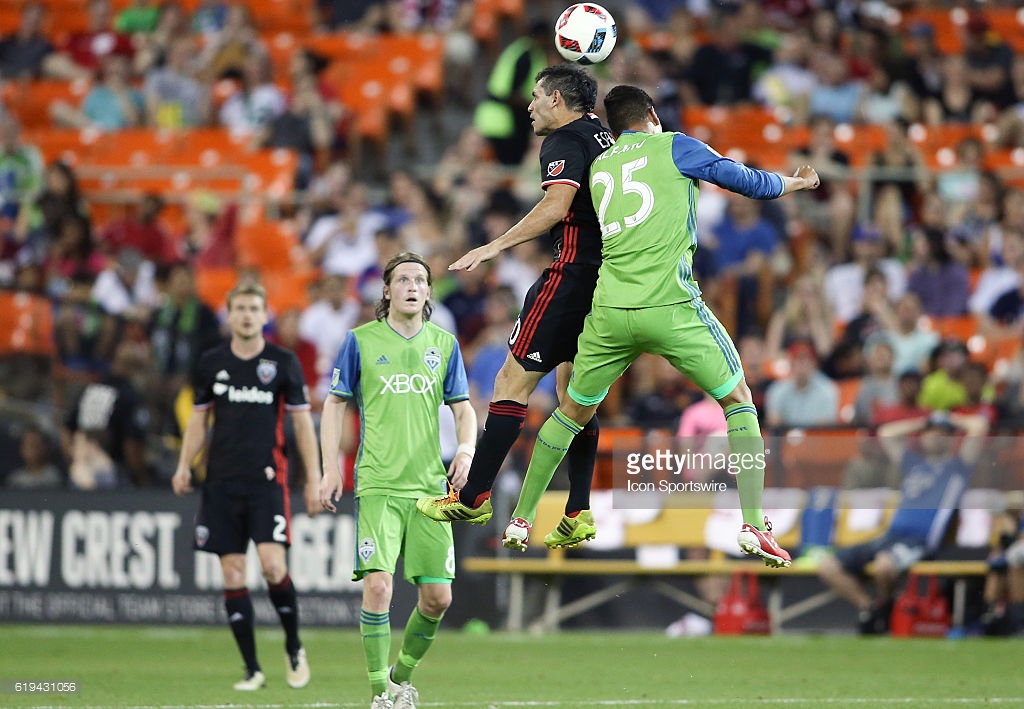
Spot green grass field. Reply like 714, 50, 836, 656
1, 625, 1021, 708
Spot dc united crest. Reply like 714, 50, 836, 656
257, 358, 278, 384
424, 347, 441, 372
195, 525, 210, 548
358, 537, 376, 562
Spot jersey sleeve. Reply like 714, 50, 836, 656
191, 352, 215, 411
283, 350, 311, 411
328, 331, 360, 399
539, 131, 589, 190
671, 133, 784, 199
443, 339, 470, 404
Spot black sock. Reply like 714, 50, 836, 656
458, 400, 527, 507
268, 574, 301, 656
565, 415, 598, 514
225, 588, 260, 674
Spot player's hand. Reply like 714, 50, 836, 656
794, 164, 820, 190
447, 452, 472, 491
171, 467, 193, 495
449, 243, 499, 272
304, 480, 322, 518
319, 470, 343, 513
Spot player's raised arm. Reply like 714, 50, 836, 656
449, 183, 577, 271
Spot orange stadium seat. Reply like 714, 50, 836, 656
234, 220, 301, 271
238, 149, 297, 199
594, 426, 645, 490
305, 31, 380, 62
2, 79, 90, 126
0, 291, 55, 357
261, 269, 318, 314
837, 378, 862, 425
195, 267, 239, 311
779, 430, 863, 489
24, 127, 101, 165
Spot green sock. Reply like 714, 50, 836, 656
391, 607, 442, 684
724, 402, 765, 529
512, 410, 582, 523
359, 608, 390, 697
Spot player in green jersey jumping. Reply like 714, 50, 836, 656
319, 253, 477, 709
500, 85, 820, 566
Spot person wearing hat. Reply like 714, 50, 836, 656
818, 409, 990, 634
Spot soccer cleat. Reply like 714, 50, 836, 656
737, 516, 792, 568
286, 647, 310, 689
544, 509, 597, 549
370, 692, 395, 709
858, 598, 894, 635
233, 670, 266, 691
416, 485, 493, 524
501, 517, 532, 551
388, 667, 420, 709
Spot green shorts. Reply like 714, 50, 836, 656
353, 495, 455, 584
568, 299, 744, 406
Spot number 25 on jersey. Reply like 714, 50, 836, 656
591, 157, 654, 239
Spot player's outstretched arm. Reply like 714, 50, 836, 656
447, 399, 478, 490
449, 184, 577, 271
318, 393, 348, 513
776, 165, 820, 195
172, 408, 210, 495
291, 409, 323, 517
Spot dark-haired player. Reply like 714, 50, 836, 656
418, 65, 613, 552
502, 85, 821, 565
173, 281, 321, 690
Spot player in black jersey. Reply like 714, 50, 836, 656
172, 282, 321, 691
418, 65, 612, 552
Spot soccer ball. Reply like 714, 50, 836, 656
554, 3, 617, 65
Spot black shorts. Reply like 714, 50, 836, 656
508, 264, 599, 373
835, 534, 928, 576
193, 479, 290, 555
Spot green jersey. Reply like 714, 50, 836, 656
328, 319, 469, 498
589, 130, 784, 308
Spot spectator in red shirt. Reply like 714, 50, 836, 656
872, 370, 929, 425
58, 0, 135, 74
99, 193, 174, 264
179, 191, 236, 269
269, 307, 318, 396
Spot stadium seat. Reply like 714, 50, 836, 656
836, 378, 862, 425
195, 267, 239, 310
0, 291, 55, 357
779, 430, 864, 489
234, 220, 302, 272
2, 78, 90, 126
594, 426, 645, 490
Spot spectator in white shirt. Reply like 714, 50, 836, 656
824, 223, 907, 323
303, 181, 384, 277
299, 273, 359, 397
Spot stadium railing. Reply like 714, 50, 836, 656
462, 489, 1016, 633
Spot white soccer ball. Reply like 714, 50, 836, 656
554, 3, 617, 65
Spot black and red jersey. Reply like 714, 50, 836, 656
538, 113, 613, 267
192, 341, 310, 484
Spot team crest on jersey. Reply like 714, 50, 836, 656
424, 347, 441, 372
195, 525, 209, 548
358, 537, 376, 562
257, 358, 278, 384
547, 160, 565, 177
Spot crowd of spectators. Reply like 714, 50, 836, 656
3, 0, 1024, 495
